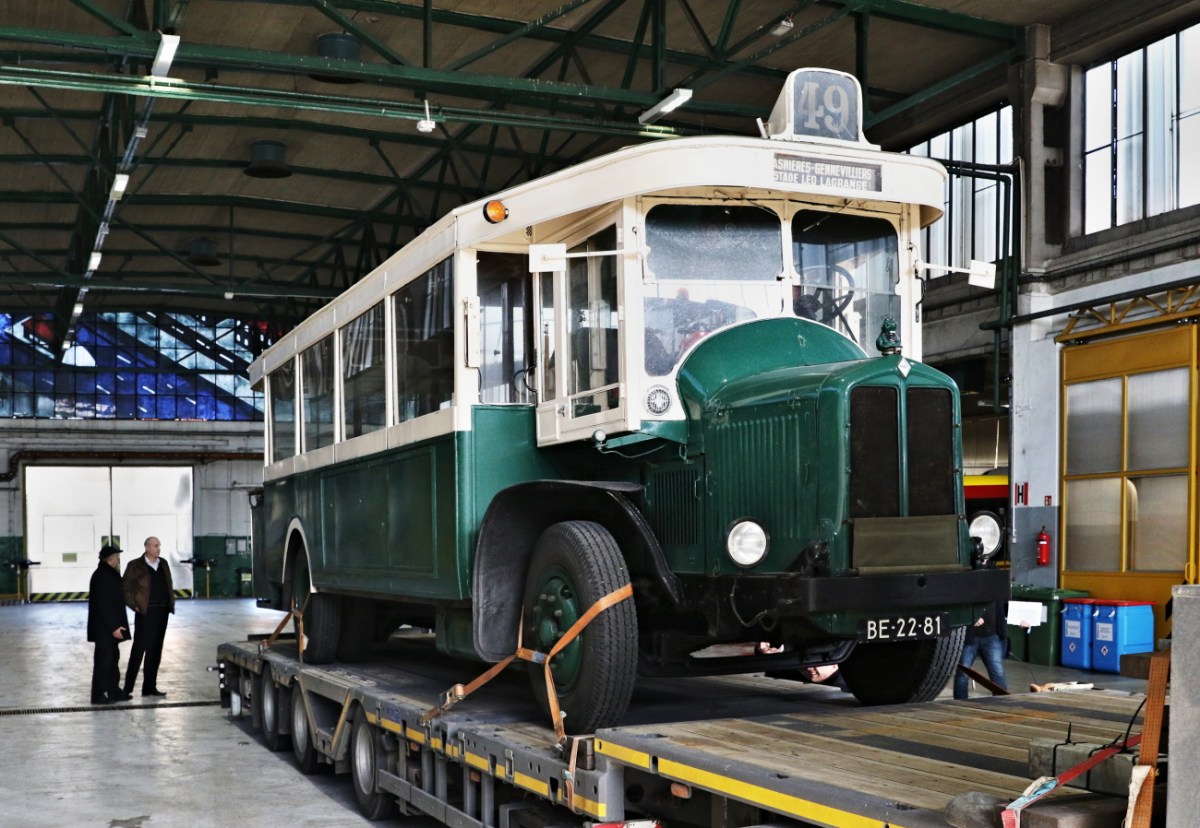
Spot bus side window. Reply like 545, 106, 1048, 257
341, 302, 386, 438
538, 272, 555, 403
301, 336, 336, 452
268, 361, 296, 462
477, 252, 533, 404
566, 225, 618, 417
395, 258, 455, 422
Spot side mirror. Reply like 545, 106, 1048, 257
967, 260, 997, 290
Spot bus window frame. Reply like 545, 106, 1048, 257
533, 210, 630, 446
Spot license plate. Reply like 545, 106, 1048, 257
858, 612, 949, 642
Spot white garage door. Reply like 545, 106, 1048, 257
24, 466, 194, 598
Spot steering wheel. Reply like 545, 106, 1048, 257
511, 366, 536, 399
797, 264, 856, 323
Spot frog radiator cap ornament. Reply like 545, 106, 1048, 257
875, 317, 901, 355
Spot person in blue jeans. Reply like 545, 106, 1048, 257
954, 600, 1008, 700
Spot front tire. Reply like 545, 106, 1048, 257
522, 521, 637, 735
840, 625, 966, 705
290, 551, 340, 664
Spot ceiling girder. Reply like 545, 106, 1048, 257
0, 0, 1029, 331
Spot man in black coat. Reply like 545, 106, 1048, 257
88, 545, 131, 705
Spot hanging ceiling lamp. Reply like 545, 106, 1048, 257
187, 238, 220, 267
243, 140, 291, 178
310, 32, 361, 84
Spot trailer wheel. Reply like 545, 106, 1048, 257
257, 672, 289, 752
522, 521, 637, 735
840, 625, 966, 705
290, 551, 340, 664
290, 684, 321, 774
350, 715, 396, 820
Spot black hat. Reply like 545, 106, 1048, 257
99, 545, 121, 560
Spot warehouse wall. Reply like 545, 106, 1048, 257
0, 420, 262, 599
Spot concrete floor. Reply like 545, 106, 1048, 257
0, 599, 1154, 828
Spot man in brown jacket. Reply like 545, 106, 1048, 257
122, 536, 175, 697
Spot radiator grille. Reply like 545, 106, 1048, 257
647, 466, 700, 547
849, 386, 899, 518
907, 388, 955, 516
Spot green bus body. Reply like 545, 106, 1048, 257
249, 69, 1009, 728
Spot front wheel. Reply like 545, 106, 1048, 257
522, 521, 637, 735
840, 625, 966, 705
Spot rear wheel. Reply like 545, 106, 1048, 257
258, 671, 289, 752
840, 625, 966, 705
337, 599, 377, 663
522, 521, 637, 735
290, 683, 321, 774
350, 715, 396, 820
290, 551, 340, 664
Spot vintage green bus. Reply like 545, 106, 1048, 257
249, 68, 1008, 734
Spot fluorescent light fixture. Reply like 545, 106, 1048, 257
72, 302, 84, 316
638, 88, 693, 125
88, 251, 103, 272
770, 17, 794, 36
110, 173, 129, 200
151, 33, 180, 78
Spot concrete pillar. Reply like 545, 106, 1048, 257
1167, 585, 1198, 824
1013, 24, 1069, 273
1009, 286, 1061, 587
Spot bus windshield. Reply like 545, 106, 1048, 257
641, 204, 901, 376
792, 210, 899, 348
643, 204, 782, 376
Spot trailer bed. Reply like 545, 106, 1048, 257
218, 634, 1148, 828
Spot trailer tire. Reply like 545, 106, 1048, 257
522, 521, 637, 735
350, 715, 396, 820
290, 683, 321, 774
290, 551, 340, 664
841, 624, 966, 705
257, 672, 289, 752
249, 673, 264, 732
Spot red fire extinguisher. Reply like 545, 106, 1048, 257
1036, 526, 1051, 566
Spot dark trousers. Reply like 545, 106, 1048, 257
124, 606, 170, 693
91, 638, 122, 702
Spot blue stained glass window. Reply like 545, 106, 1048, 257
0, 312, 269, 421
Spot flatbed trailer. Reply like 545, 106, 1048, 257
217, 634, 1151, 828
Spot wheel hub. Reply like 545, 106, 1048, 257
530, 567, 583, 690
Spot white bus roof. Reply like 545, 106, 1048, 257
249, 133, 946, 385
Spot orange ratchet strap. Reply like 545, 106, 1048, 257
257, 594, 308, 656
422, 583, 633, 745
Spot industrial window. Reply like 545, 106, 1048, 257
1083, 22, 1200, 233
907, 106, 1014, 273
0, 312, 265, 420
1062, 334, 1191, 575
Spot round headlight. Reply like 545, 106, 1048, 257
968, 511, 1004, 562
726, 520, 768, 567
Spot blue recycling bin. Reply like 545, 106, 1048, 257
1091, 601, 1154, 673
1061, 598, 1097, 670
